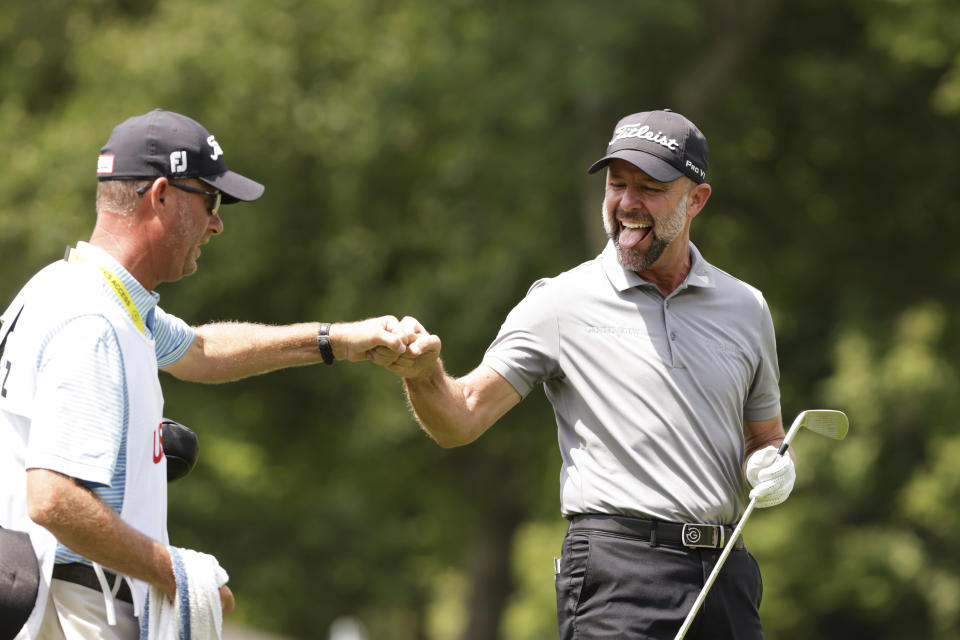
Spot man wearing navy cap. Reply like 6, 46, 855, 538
0, 109, 413, 639
386, 109, 795, 639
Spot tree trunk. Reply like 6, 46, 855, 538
671, 0, 781, 119
459, 497, 527, 640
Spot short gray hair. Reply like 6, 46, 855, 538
96, 179, 153, 215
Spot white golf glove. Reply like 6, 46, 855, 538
745, 446, 796, 508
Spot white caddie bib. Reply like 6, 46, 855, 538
1, 252, 168, 637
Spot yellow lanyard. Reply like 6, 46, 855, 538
66, 247, 146, 335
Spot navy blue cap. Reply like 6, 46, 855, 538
96, 108, 264, 204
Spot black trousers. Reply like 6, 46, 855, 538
555, 525, 764, 639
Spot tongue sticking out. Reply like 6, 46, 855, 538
619, 224, 652, 249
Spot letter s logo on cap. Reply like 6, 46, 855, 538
170, 150, 188, 174
207, 135, 223, 161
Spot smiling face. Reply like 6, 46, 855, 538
602, 159, 700, 274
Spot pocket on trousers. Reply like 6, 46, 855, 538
556, 534, 590, 638
747, 550, 764, 608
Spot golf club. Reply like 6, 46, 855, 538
674, 409, 849, 640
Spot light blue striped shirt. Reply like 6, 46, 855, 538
46, 242, 194, 564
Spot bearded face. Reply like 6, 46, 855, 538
604, 187, 689, 273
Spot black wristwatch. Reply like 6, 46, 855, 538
317, 322, 334, 365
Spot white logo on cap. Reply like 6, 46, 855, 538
97, 154, 115, 175
170, 150, 188, 174
207, 135, 223, 161
685, 160, 705, 179
610, 124, 680, 152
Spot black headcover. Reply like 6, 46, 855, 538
0, 527, 40, 640
161, 417, 200, 482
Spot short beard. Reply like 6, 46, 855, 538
604, 189, 689, 273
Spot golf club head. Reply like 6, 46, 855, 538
780, 409, 849, 453
800, 409, 849, 440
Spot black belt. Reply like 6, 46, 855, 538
52, 563, 133, 604
569, 514, 744, 550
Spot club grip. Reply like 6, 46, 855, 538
777, 442, 790, 456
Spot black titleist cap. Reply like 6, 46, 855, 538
587, 109, 708, 184
96, 108, 265, 204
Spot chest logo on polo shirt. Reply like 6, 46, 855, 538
585, 325, 649, 337
153, 422, 165, 464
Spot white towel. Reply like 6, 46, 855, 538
139, 546, 229, 640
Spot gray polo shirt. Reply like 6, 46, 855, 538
482, 241, 780, 525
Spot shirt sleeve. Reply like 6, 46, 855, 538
152, 306, 195, 367
25, 315, 126, 486
481, 279, 562, 398
744, 296, 781, 422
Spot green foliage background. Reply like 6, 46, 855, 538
2, 0, 960, 638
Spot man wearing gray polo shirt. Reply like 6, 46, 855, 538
387, 109, 796, 639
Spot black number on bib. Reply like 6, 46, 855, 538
0, 306, 24, 398
0, 360, 10, 398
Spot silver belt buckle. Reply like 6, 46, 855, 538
681, 523, 724, 548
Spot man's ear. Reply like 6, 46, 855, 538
141, 177, 169, 211
686, 182, 712, 218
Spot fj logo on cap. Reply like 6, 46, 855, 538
170, 150, 188, 174
207, 135, 223, 161
610, 124, 680, 152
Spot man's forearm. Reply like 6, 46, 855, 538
181, 321, 323, 382
27, 469, 176, 599
163, 318, 409, 383
743, 415, 797, 468
403, 364, 475, 448
403, 362, 520, 448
